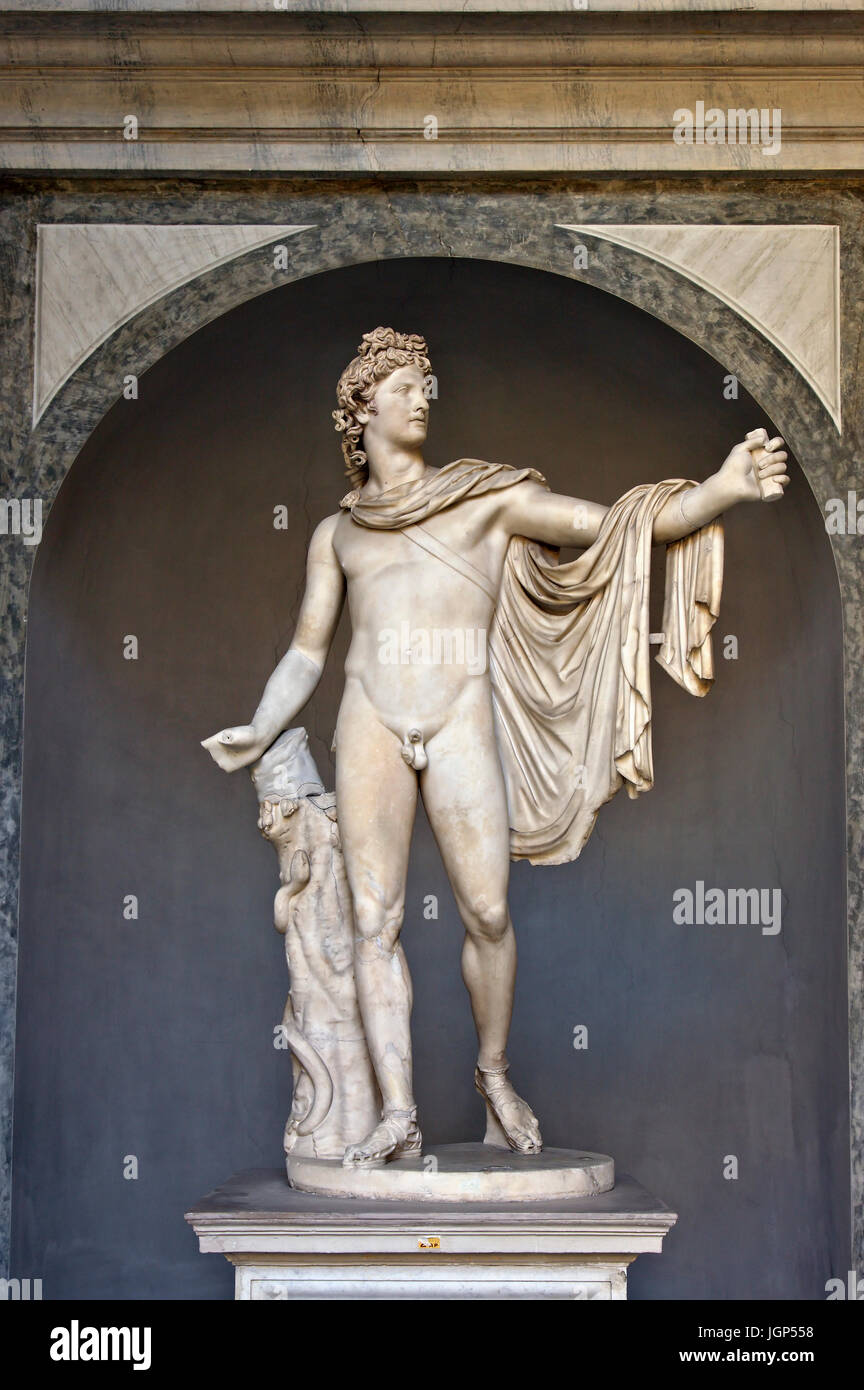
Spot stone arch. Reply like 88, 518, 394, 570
3, 205, 859, 1281
21, 216, 848, 529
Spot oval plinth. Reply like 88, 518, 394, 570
286, 1143, 614, 1202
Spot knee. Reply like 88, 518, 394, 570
464, 896, 510, 944
353, 896, 405, 953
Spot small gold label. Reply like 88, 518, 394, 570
417, 1236, 441, 1250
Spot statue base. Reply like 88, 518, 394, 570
186, 1167, 677, 1300
285, 1143, 614, 1202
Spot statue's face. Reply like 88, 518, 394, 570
362, 364, 429, 451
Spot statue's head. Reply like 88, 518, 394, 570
333, 327, 432, 488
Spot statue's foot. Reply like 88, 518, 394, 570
475, 1064, 543, 1155
342, 1108, 422, 1169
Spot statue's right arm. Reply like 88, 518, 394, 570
202, 514, 345, 772
247, 513, 345, 742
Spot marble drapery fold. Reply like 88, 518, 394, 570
341, 460, 724, 867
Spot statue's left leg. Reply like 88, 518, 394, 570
420, 690, 542, 1154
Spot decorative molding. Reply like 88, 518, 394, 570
33, 223, 312, 422
1, 11, 862, 173
559, 223, 841, 428
2, 2, 860, 11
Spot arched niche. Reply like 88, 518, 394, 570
10, 254, 848, 1300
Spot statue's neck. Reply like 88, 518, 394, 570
363, 451, 430, 499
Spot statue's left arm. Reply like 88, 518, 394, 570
502, 429, 789, 546
652, 429, 789, 541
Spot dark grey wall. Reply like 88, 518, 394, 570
11, 257, 848, 1299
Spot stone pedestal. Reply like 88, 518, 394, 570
287, 1143, 615, 1202
186, 1168, 677, 1301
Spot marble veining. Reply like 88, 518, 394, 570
559, 224, 841, 429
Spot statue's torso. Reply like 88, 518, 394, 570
332, 493, 511, 735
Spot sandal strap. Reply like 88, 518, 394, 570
377, 1107, 418, 1143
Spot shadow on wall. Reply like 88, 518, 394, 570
11, 256, 848, 1300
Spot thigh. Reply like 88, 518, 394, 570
419, 693, 511, 915
335, 683, 418, 914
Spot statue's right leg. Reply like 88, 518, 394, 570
335, 683, 421, 1167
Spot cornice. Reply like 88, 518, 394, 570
1, 9, 861, 173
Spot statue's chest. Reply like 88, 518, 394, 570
334, 523, 419, 585
335, 508, 490, 587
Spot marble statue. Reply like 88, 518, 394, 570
203, 326, 789, 1174
251, 728, 380, 1160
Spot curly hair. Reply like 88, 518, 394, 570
332, 327, 431, 489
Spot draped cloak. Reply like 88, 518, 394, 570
340, 459, 724, 867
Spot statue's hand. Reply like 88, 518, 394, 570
201, 724, 267, 773
719, 428, 790, 504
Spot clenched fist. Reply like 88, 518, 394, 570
718, 428, 790, 504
